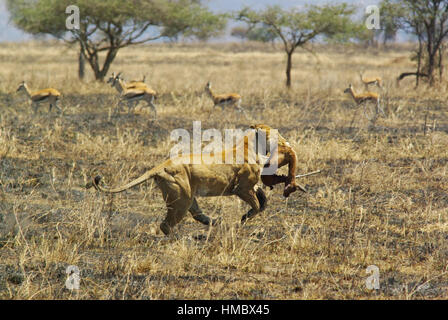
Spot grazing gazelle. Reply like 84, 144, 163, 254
16, 81, 62, 113
344, 83, 385, 121
204, 81, 246, 116
359, 71, 383, 90
108, 72, 157, 117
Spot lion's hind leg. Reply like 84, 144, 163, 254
156, 175, 192, 236
160, 199, 191, 236
189, 198, 220, 226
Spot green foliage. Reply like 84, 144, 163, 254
385, 0, 448, 85
308, 3, 361, 41
352, 27, 376, 46
246, 26, 277, 43
236, 3, 361, 87
7, 0, 67, 36
230, 25, 277, 43
237, 4, 360, 50
6, 0, 227, 80
7, 0, 227, 42
230, 26, 248, 40
377, 0, 406, 44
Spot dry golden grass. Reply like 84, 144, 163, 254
0, 40, 447, 299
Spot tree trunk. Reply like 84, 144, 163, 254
426, 22, 437, 86
286, 50, 293, 88
428, 52, 436, 86
416, 35, 422, 87
438, 44, 444, 81
96, 48, 118, 82
85, 50, 101, 81
78, 47, 85, 80
83, 47, 119, 82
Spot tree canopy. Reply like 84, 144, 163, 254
378, 0, 406, 45
379, 0, 448, 86
236, 4, 361, 87
7, 0, 227, 81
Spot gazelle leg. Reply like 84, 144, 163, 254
236, 100, 248, 119
237, 99, 242, 110
148, 99, 157, 119
132, 100, 141, 113
378, 100, 386, 117
116, 100, 124, 114
55, 100, 62, 113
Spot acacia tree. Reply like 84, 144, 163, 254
378, 0, 405, 45
406, 0, 448, 85
384, 0, 448, 86
230, 26, 249, 42
237, 4, 360, 88
7, 0, 227, 81
231, 25, 277, 43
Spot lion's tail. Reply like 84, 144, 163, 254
87, 162, 166, 193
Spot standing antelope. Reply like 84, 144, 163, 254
359, 71, 383, 90
204, 81, 246, 117
344, 84, 385, 121
108, 72, 157, 117
107, 72, 147, 90
107, 72, 146, 111
16, 81, 62, 113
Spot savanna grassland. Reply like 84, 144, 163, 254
0, 41, 447, 299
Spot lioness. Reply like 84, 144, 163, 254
88, 125, 303, 235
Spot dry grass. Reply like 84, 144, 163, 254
0, 40, 447, 299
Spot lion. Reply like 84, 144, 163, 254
87, 125, 304, 235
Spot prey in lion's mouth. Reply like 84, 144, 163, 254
250, 123, 307, 198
